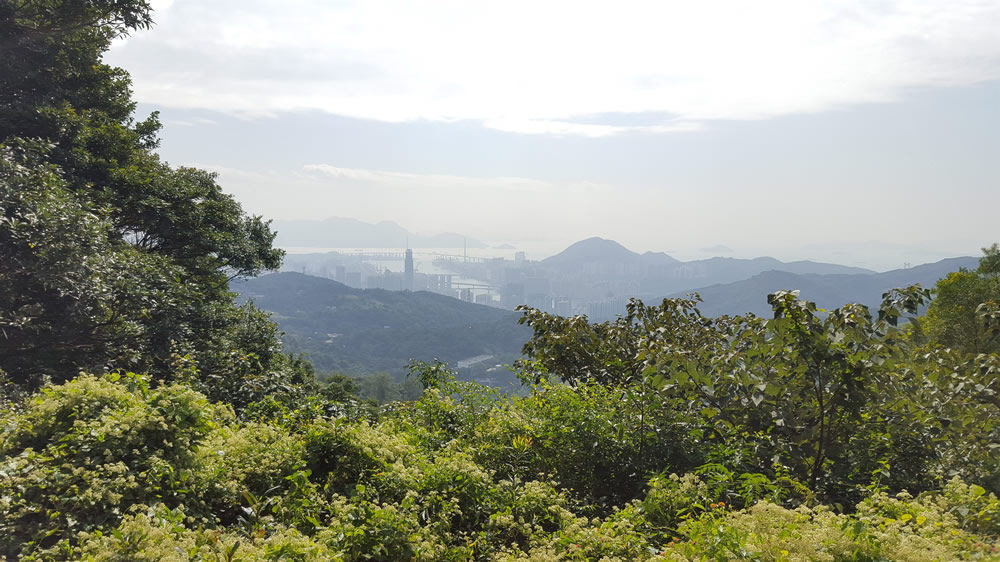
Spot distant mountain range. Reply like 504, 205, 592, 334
234, 273, 527, 379
670, 256, 977, 317
272, 217, 487, 248
531, 237, 974, 319
539, 237, 875, 297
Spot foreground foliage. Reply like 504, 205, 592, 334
2, 253, 1000, 560
2, 349, 998, 560
518, 282, 1000, 509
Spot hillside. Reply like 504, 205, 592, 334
234, 273, 528, 379
676, 256, 978, 317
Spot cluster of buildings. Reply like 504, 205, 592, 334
287, 249, 634, 321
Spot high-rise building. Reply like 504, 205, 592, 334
501, 283, 525, 309
427, 274, 452, 292
554, 298, 572, 317
404, 249, 414, 291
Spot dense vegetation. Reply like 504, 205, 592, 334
3, 286, 1000, 560
3, 2, 1000, 560
3, 256, 1000, 559
924, 243, 1000, 355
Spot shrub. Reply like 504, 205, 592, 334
301, 418, 416, 495
0, 374, 220, 557
193, 422, 307, 523
471, 381, 689, 509
29, 504, 333, 562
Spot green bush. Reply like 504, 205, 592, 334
0, 373, 221, 557
662, 488, 1000, 561
2, 361, 999, 561
32, 504, 332, 562
302, 418, 416, 495
194, 422, 307, 523
470, 381, 690, 509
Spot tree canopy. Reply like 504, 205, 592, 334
0, 0, 292, 395
924, 244, 1000, 354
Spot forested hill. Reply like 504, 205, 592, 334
675, 256, 979, 317
235, 272, 529, 377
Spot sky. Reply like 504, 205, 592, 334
105, 0, 1000, 270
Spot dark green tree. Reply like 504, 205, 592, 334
0, 1, 293, 393
0, 141, 186, 377
320, 373, 361, 402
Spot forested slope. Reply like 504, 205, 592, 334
236, 272, 528, 377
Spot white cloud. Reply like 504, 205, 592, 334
161, 116, 217, 127
108, 0, 1000, 136
482, 117, 705, 137
301, 164, 568, 193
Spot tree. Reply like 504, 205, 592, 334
0, 1, 291, 389
513, 285, 1000, 505
515, 296, 715, 386
924, 243, 1000, 354
321, 373, 360, 402
0, 141, 185, 378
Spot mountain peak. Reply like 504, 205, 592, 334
543, 237, 639, 264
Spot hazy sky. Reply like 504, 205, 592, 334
106, 0, 1000, 269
